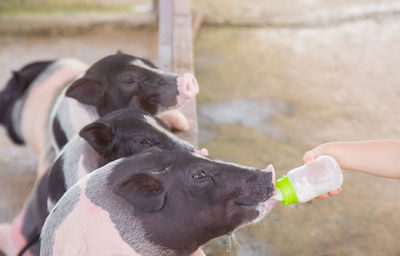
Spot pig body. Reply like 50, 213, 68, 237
41, 150, 276, 256
0, 58, 87, 256
0, 58, 88, 176
4, 108, 195, 256
0, 60, 53, 144
0, 53, 199, 255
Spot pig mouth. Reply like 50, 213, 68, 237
251, 199, 277, 224
234, 193, 276, 211
234, 201, 263, 208
234, 186, 276, 214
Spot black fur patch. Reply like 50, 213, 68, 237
21, 171, 51, 256
52, 117, 68, 149
48, 157, 67, 204
0, 61, 53, 144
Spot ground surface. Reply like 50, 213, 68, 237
1, 1, 400, 255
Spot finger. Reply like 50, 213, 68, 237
199, 148, 208, 156
303, 151, 316, 165
329, 188, 341, 196
302, 152, 312, 163
195, 148, 208, 156
317, 193, 330, 199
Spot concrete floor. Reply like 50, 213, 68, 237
1, 1, 400, 255
195, 19, 400, 256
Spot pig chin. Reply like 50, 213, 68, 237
232, 198, 277, 229
253, 199, 277, 223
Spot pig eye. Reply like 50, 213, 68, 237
121, 78, 140, 93
146, 94, 159, 105
192, 171, 207, 181
123, 78, 136, 85
140, 139, 150, 145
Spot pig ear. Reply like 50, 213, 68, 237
65, 78, 104, 106
113, 174, 166, 212
79, 122, 113, 157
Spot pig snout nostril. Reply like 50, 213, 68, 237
176, 73, 199, 104
182, 73, 199, 98
260, 185, 274, 201
267, 185, 274, 198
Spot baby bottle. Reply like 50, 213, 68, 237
273, 155, 343, 205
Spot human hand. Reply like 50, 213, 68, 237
313, 188, 342, 199
303, 146, 323, 165
303, 145, 342, 199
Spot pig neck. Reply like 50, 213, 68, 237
136, 205, 215, 256
50, 90, 99, 150
62, 136, 105, 189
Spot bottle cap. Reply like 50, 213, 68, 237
275, 175, 298, 205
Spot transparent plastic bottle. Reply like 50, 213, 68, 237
273, 155, 343, 205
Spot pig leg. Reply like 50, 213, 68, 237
0, 223, 11, 253
157, 110, 189, 131
0, 171, 50, 256
0, 212, 32, 256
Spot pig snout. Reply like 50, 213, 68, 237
263, 165, 277, 214
263, 164, 275, 185
177, 73, 199, 100
249, 171, 274, 202
236, 170, 274, 206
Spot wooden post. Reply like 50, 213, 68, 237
158, 0, 198, 147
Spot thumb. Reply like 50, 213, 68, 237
303, 150, 317, 165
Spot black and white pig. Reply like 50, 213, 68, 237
0, 60, 54, 144
0, 108, 202, 256
0, 58, 88, 175
47, 108, 198, 208
0, 52, 199, 178
49, 52, 199, 154
40, 150, 276, 256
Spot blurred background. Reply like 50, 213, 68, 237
1, 0, 400, 255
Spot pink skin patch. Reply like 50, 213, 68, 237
53, 182, 141, 256
0, 209, 33, 256
175, 73, 199, 107
21, 66, 86, 158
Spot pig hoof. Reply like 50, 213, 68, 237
157, 110, 189, 131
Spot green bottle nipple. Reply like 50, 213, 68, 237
275, 176, 298, 205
